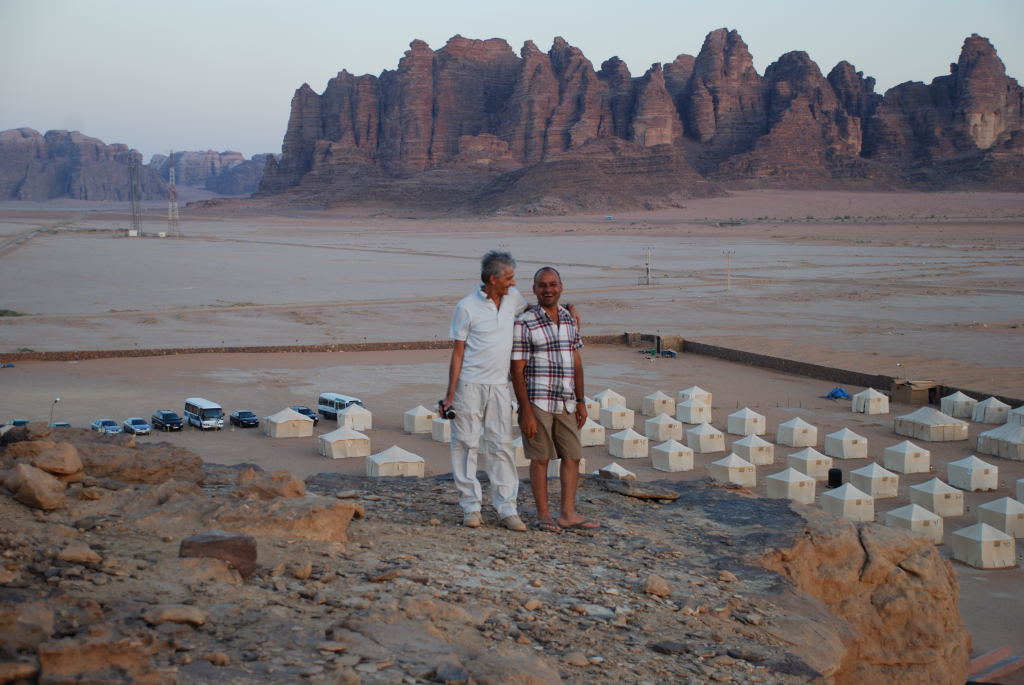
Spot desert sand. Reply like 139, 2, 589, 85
1, 190, 1023, 673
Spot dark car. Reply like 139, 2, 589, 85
290, 406, 319, 425
230, 410, 260, 428
151, 410, 184, 431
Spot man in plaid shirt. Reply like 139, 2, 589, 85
511, 267, 598, 531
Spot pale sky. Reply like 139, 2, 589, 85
1, 0, 1021, 161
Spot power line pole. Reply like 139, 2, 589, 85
128, 155, 143, 236
723, 250, 735, 291
167, 151, 180, 239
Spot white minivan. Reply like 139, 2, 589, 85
183, 397, 224, 430
317, 393, 364, 419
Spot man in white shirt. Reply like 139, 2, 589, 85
441, 251, 529, 531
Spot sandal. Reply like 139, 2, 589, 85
533, 519, 562, 533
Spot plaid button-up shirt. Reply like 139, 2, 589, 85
511, 304, 583, 413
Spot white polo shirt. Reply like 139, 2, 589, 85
450, 285, 528, 384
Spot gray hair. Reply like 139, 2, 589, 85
481, 250, 516, 283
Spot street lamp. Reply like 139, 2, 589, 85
49, 397, 60, 425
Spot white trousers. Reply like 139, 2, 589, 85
450, 381, 519, 518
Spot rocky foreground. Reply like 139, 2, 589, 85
1, 424, 969, 684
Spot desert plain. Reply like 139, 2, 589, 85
1, 189, 1023, 674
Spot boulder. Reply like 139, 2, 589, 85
30, 442, 82, 475
236, 469, 306, 499
6, 463, 65, 509
179, 530, 258, 579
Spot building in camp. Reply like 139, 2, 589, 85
909, 478, 964, 517
950, 523, 1016, 569
547, 458, 585, 478
338, 404, 373, 430
263, 408, 314, 438
644, 413, 683, 442
366, 446, 425, 477
824, 427, 868, 460
598, 462, 635, 480
1008, 406, 1024, 425
821, 483, 874, 522
583, 396, 601, 419
642, 391, 675, 417
884, 504, 943, 544
893, 407, 968, 442
765, 468, 816, 504
677, 385, 712, 407
594, 388, 626, 409
940, 391, 977, 419
709, 454, 756, 487
726, 408, 766, 436
777, 418, 818, 448
976, 423, 1024, 461
651, 440, 693, 472
318, 426, 371, 459
731, 434, 774, 465
972, 397, 1011, 424
852, 388, 889, 415
787, 447, 833, 480
403, 405, 436, 434
850, 462, 899, 499
883, 440, 931, 474
890, 379, 938, 405
579, 418, 605, 447
608, 428, 649, 459
600, 404, 635, 430
685, 423, 725, 453
431, 417, 451, 443
947, 455, 998, 491
1019, 477, 1024, 502
675, 399, 711, 424
977, 497, 1024, 537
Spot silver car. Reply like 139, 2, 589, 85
90, 418, 122, 434
122, 417, 152, 435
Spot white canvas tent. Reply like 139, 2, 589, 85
403, 405, 437, 434
824, 427, 868, 460
850, 462, 899, 499
338, 404, 373, 430
431, 417, 451, 443
1019, 477, 1024, 502
594, 389, 626, 409
709, 454, 756, 487
644, 413, 682, 441
579, 418, 605, 447
777, 418, 817, 447
884, 504, 943, 544
909, 478, 964, 517
821, 483, 874, 522
263, 408, 314, 438
977, 497, 1024, 537
608, 428, 649, 459
731, 434, 774, 465
765, 468, 816, 505
950, 523, 1016, 569
726, 408, 766, 436
318, 426, 371, 458
642, 391, 675, 417
976, 423, 1024, 461
651, 440, 693, 472
598, 462, 636, 480
852, 388, 889, 415
947, 455, 998, 491
366, 446, 425, 477
972, 397, 1011, 424
940, 391, 976, 419
787, 447, 833, 480
583, 396, 601, 419
600, 404, 635, 430
883, 440, 931, 474
677, 386, 712, 407
1008, 406, 1024, 426
675, 399, 711, 424
893, 407, 968, 442
685, 423, 725, 453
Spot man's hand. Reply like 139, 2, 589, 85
519, 406, 539, 440
574, 401, 588, 429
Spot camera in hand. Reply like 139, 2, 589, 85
438, 401, 456, 420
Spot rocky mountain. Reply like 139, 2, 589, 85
149, 151, 271, 196
259, 30, 1024, 213
0, 129, 166, 201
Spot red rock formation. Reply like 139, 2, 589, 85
629, 63, 684, 147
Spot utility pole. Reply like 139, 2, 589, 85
128, 155, 143, 236
723, 250, 735, 291
168, 151, 181, 239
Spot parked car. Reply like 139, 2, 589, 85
230, 410, 260, 428
151, 410, 183, 431
10, 419, 29, 427
51, 422, 71, 428
290, 406, 319, 425
90, 419, 122, 434
123, 417, 152, 435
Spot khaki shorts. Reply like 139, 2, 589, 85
522, 405, 581, 462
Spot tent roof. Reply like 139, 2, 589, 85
851, 462, 895, 478
789, 447, 828, 460
951, 522, 1013, 542
895, 407, 965, 426
910, 477, 958, 495
767, 467, 814, 484
886, 503, 940, 522
266, 407, 313, 423
404, 405, 434, 417
853, 388, 886, 399
976, 396, 1010, 410
582, 418, 603, 429
884, 440, 927, 455
978, 423, 1024, 442
978, 497, 1024, 515
942, 391, 974, 402
595, 388, 624, 400
677, 398, 710, 408
826, 427, 865, 440
319, 426, 368, 442
822, 483, 871, 501
369, 445, 424, 464
948, 455, 994, 470
611, 428, 644, 440
339, 404, 371, 416
733, 434, 772, 447
647, 413, 680, 425
712, 453, 753, 468
729, 407, 764, 419
687, 423, 722, 436
779, 417, 815, 429
599, 462, 635, 479
644, 390, 672, 400
653, 439, 688, 452
681, 385, 709, 395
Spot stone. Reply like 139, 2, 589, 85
0, 595, 55, 648
202, 651, 231, 666
36, 623, 162, 683
650, 640, 689, 654
238, 469, 306, 499
142, 605, 208, 626
57, 541, 101, 564
0, 662, 37, 681
462, 644, 562, 684
563, 651, 589, 667
29, 442, 82, 475
643, 573, 671, 597
179, 530, 258, 579
599, 479, 679, 501
6, 463, 66, 510
292, 561, 313, 580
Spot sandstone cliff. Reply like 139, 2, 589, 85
259, 31, 1024, 213
149, 150, 270, 195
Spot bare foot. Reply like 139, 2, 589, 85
558, 516, 600, 529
